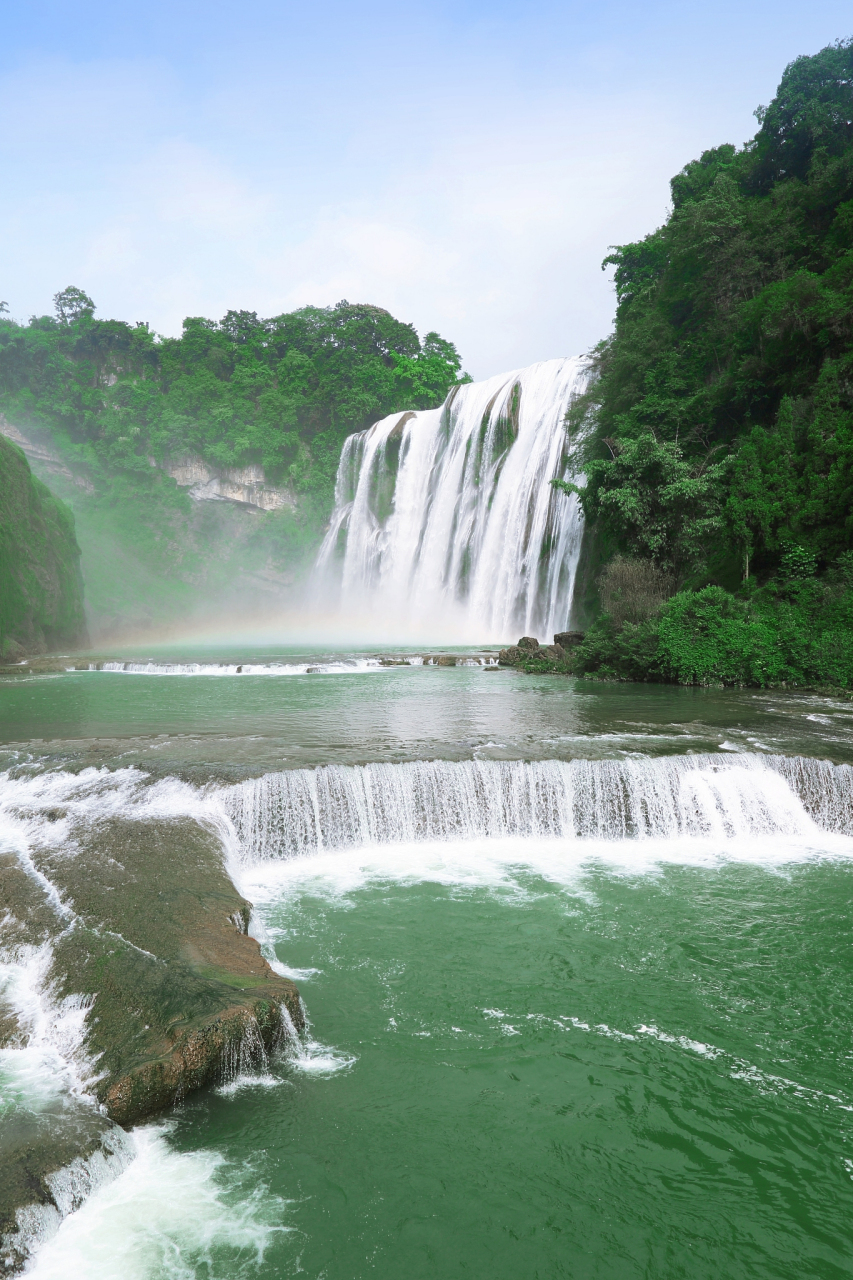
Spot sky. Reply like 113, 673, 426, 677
1, 2, 851, 379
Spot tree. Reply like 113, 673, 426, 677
555, 433, 726, 584
54, 286, 95, 324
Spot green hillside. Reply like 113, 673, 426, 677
0, 435, 86, 659
0, 298, 465, 636
559, 37, 853, 689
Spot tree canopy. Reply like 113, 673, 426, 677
0, 298, 467, 505
562, 37, 853, 588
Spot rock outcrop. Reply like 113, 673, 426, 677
499, 633, 583, 670
156, 453, 295, 512
0, 813, 303, 1269
43, 816, 303, 1123
554, 631, 585, 649
0, 435, 87, 659
0, 1102, 132, 1276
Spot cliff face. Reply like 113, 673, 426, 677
0, 434, 87, 658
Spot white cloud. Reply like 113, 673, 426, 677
3, 5, 849, 376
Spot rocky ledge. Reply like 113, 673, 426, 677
1, 815, 303, 1271
498, 632, 585, 670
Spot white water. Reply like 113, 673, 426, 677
5, 750, 853, 1274
315, 357, 587, 641
88, 658, 417, 676
24, 1125, 287, 1280
222, 754, 853, 865
81, 656, 497, 677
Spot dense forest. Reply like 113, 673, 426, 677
556, 37, 853, 689
0, 299, 465, 634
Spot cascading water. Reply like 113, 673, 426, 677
315, 357, 587, 641
222, 754, 853, 864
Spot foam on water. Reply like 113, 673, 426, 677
239, 828, 853, 911
88, 658, 419, 676
519, 1013, 853, 1115
0, 765, 223, 849
0, 945, 97, 1113
222, 753, 853, 868
286, 1034, 357, 1076
24, 1125, 288, 1280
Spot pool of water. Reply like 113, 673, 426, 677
3, 650, 853, 1278
27, 848, 853, 1279
3, 646, 853, 774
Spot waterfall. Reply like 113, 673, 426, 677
222, 754, 853, 864
315, 357, 587, 641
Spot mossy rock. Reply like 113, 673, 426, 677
13, 816, 303, 1125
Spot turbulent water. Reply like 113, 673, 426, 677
223, 753, 853, 860
316, 358, 587, 640
3, 655, 853, 1277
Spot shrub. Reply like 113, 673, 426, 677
598, 555, 675, 627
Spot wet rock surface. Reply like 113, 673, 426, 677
0, 1104, 131, 1276
1, 811, 303, 1270
38, 816, 303, 1123
499, 635, 582, 669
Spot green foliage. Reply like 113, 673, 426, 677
564, 38, 853, 583
0, 298, 466, 508
556, 39, 853, 689
54, 286, 95, 325
0, 435, 86, 656
0, 297, 466, 632
573, 581, 853, 690
555, 432, 726, 582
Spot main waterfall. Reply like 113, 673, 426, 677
315, 357, 587, 641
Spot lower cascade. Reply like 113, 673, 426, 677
4, 741, 853, 1273
315, 357, 587, 640
223, 753, 853, 863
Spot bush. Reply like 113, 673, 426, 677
656, 587, 790, 685
598, 555, 675, 627
572, 581, 853, 690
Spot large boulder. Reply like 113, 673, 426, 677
1, 819, 303, 1273
2, 818, 303, 1128
554, 631, 585, 648
498, 645, 523, 665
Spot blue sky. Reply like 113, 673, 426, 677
1, 2, 850, 377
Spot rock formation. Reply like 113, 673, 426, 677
499, 634, 583, 669
0, 815, 303, 1271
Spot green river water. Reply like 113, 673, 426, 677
4, 650, 853, 1279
